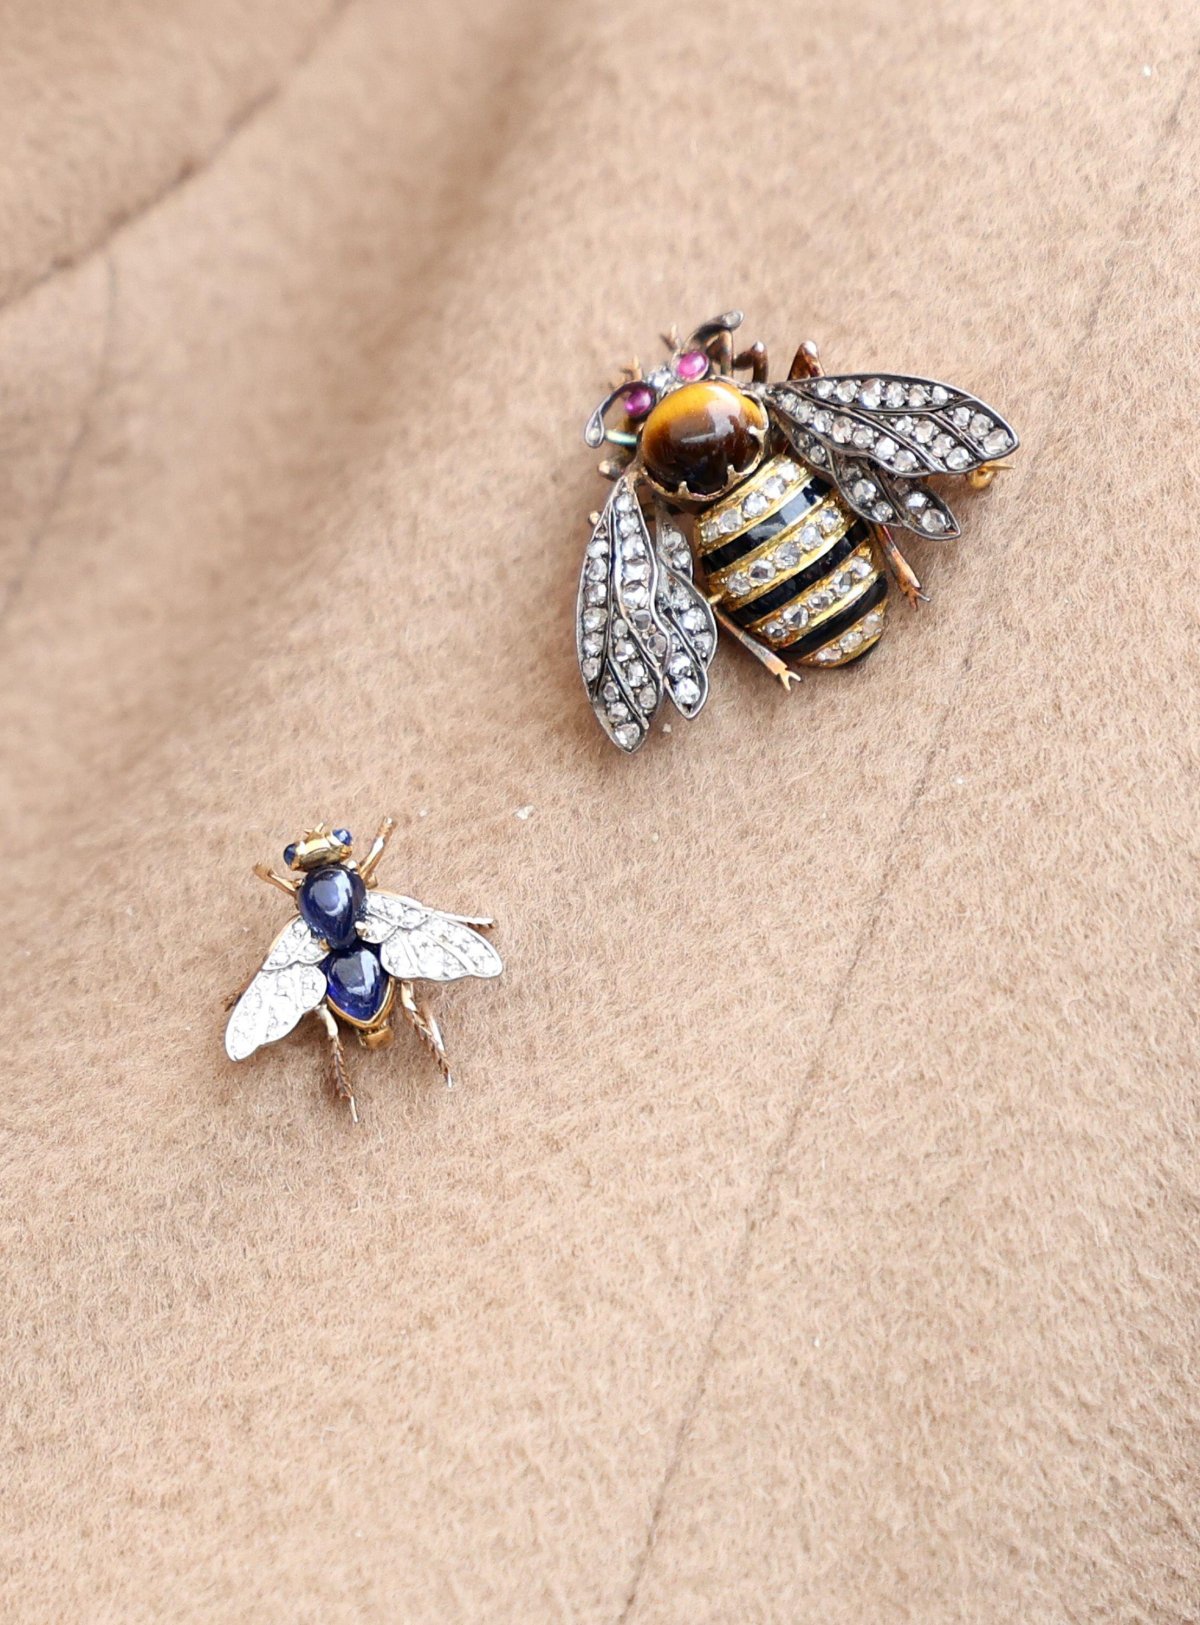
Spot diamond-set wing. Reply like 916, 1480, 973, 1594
766, 374, 1018, 539
576, 476, 715, 752
357, 891, 503, 984
225, 915, 329, 1062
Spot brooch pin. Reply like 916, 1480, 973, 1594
225, 818, 502, 1120
577, 310, 1019, 751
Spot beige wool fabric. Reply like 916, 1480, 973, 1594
2, 1, 1198, 1620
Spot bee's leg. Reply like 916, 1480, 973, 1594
787, 340, 822, 380
315, 1003, 358, 1123
397, 980, 453, 1088
357, 815, 397, 885
659, 325, 680, 352
609, 357, 642, 389
707, 597, 798, 692
871, 523, 928, 609
967, 458, 1016, 490
253, 863, 298, 897
732, 341, 769, 384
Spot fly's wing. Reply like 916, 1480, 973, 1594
766, 374, 1018, 539
225, 915, 328, 1061
577, 474, 715, 753
358, 891, 503, 984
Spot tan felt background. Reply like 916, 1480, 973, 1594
2, 1, 1198, 1620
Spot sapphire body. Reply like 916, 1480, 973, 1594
298, 864, 365, 951
324, 944, 389, 1025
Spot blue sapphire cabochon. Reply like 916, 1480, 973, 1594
324, 944, 389, 1025
298, 864, 365, 951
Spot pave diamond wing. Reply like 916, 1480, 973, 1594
225, 915, 329, 1062
766, 374, 1019, 540
357, 891, 503, 983
576, 475, 716, 753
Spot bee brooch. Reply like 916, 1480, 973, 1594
577, 310, 1019, 751
225, 818, 502, 1121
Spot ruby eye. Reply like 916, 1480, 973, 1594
624, 384, 655, 419
674, 350, 709, 381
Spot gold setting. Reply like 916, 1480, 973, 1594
798, 598, 889, 667
748, 542, 881, 648
707, 499, 851, 610
697, 454, 806, 553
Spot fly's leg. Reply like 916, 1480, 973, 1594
732, 341, 769, 384
397, 981, 453, 1088
253, 863, 298, 897
357, 815, 396, 885
708, 595, 798, 692
315, 1004, 358, 1123
872, 523, 927, 608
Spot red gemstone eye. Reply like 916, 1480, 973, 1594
624, 384, 655, 419
674, 350, 709, 381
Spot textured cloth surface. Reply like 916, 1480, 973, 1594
2, 1, 1198, 1620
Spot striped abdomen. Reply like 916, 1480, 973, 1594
695, 453, 887, 668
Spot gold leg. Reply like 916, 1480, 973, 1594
253, 863, 297, 897
708, 597, 798, 691
871, 523, 927, 608
316, 1004, 358, 1124
397, 981, 453, 1088
357, 815, 397, 885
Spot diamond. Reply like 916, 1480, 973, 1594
777, 538, 801, 566
674, 677, 702, 707
931, 433, 955, 458
832, 416, 854, 444
682, 606, 707, 632
800, 522, 820, 550
872, 501, 893, 522
630, 608, 652, 629
907, 385, 928, 407
885, 382, 906, 407
850, 556, 874, 578
930, 385, 949, 405
852, 426, 874, 449
618, 514, 641, 537
582, 608, 605, 631
813, 645, 840, 663
601, 680, 619, 702
670, 545, 691, 572
789, 398, 813, 423
614, 723, 640, 749
814, 378, 834, 398
614, 637, 635, 658
719, 509, 741, 535
669, 583, 690, 610
637, 683, 656, 710
582, 633, 603, 656
623, 560, 649, 582
945, 446, 971, 470
970, 412, 992, 437
608, 701, 631, 723
836, 379, 857, 402
913, 420, 935, 444
808, 588, 833, 613
807, 442, 827, 463
862, 610, 883, 631
841, 626, 864, 651
693, 632, 714, 657
784, 603, 810, 628
763, 618, 787, 638
859, 380, 883, 408
852, 478, 877, 504
951, 406, 971, 428
586, 559, 607, 580
749, 558, 776, 583
587, 538, 606, 558
586, 584, 604, 605
923, 509, 948, 532
893, 415, 915, 436
984, 428, 1011, 456
777, 459, 800, 482
627, 660, 647, 684
893, 449, 918, 473
668, 653, 692, 678
873, 435, 896, 461
813, 409, 834, 434
726, 571, 751, 595
699, 520, 718, 544
582, 657, 600, 680
625, 584, 648, 608
763, 475, 786, 500
648, 632, 668, 657
819, 509, 840, 535
833, 571, 853, 595
623, 535, 646, 558
743, 491, 768, 518
616, 492, 635, 513
612, 618, 628, 637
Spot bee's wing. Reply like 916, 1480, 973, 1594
766, 375, 1018, 539
577, 475, 716, 754
358, 890, 503, 984
225, 915, 328, 1062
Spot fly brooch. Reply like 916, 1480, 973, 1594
577, 310, 1019, 752
225, 818, 502, 1120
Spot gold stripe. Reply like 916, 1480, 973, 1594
696, 454, 810, 554
708, 501, 851, 611
798, 598, 889, 667
746, 542, 879, 646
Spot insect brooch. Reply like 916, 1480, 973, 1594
225, 819, 502, 1120
576, 310, 1019, 752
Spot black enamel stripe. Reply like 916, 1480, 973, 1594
728, 520, 870, 628
701, 478, 829, 574
787, 576, 887, 660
